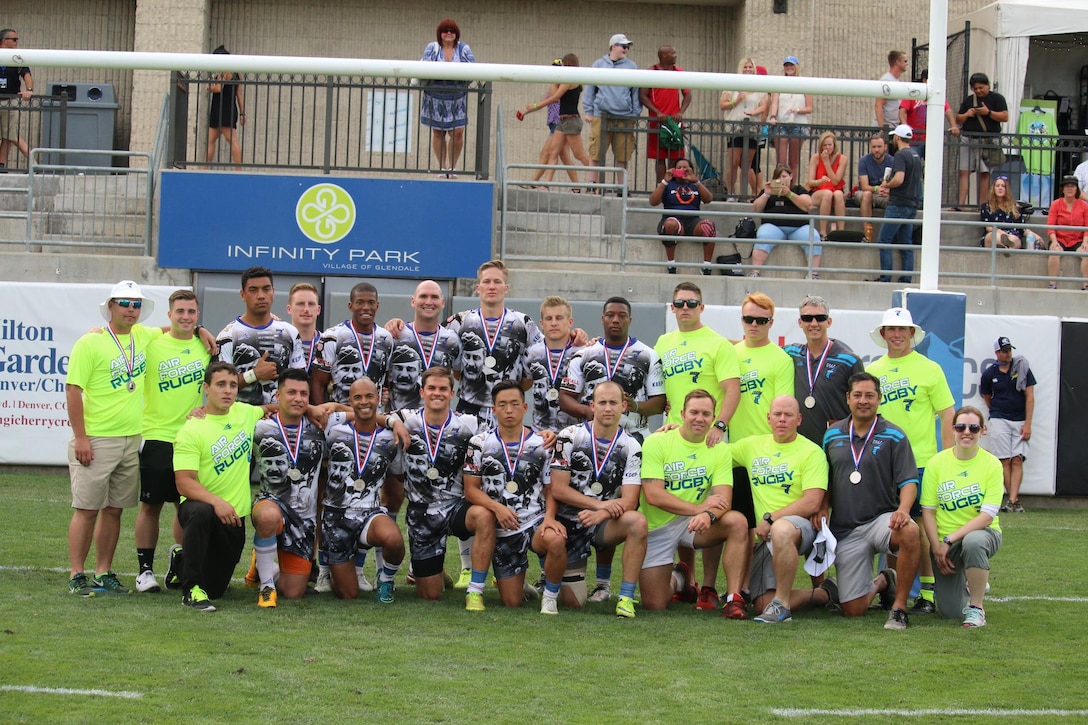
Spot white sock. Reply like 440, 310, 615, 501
254, 536, 278, 589
375, 547, 386, 574
459, 536, 474, 570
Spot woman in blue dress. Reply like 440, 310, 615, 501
420, 19, 474, 177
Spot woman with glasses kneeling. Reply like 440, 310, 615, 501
920, 405, 1003, 628
749, 164, 818, 278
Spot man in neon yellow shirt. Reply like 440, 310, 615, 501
654, 281, 740, 609
638, 389, 749, 612
731, 395, 832, 623
921, 406, 1002, 627
174, 361, 266, 612
866, 307, 954, 615
135, 289, 210, 593
66, 281, 163, 597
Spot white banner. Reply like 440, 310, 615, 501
669, 306, 1059, 495
0, 282, 176, 465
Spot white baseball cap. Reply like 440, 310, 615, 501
609, 33, 633, 47
99, 280, 155, 323
891, 124, 914, 140
870, 307, 925, 348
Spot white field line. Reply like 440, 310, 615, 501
0, 685, 143, 700
772, 709, 1088, 718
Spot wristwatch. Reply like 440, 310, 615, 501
942, 535, 952, 545
705, 511, 718, 525
763, 512, 774, 526
713, 421, 727, 433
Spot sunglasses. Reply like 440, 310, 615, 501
618, 44, 631, 49
440, 29, 457, 34
672, 299, 701, 309
800, 314, 829, 323
994, 175, 1009, 181
114, 299, 143, 309
743, 316, 772, 325
952, 423, 982, 433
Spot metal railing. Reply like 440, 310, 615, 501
0, 94, 68, 172
168, 71, 493, 177
26, 148, 152, 253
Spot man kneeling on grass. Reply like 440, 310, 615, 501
546, 381, 647, 618
173, 362, 265, 612
638, 389, 749, 613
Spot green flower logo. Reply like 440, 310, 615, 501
295, 183, 356, 243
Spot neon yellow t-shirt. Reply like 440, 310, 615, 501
867, 350, 955, 467
655, 325, 740, 425
173, 403, 265, 517
639, 427, 733, 531
143, 334, 211, 442
921, 447, 1002, 538
66, 323, 163, 437
731, 434, 827, 520
729, 341, 795, 441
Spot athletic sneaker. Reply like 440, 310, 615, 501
721, 593, 748, 620
135, 570, 162, 593
540, 597, 559, 616
92, 572, 130, 595
962, 605, 987, 628
244, 550, 259, 588
164, 545, 183, 590
1009, 500, 1025, 513
443, 570, 455, 589
884, 607, 909, 630
376, 580, 395, 605
877, 568, 897, 610
357, 569, 375, 592
314, 566, 332, 593
588, 584, 611, 603
258, 586, 277, 608
465, 591, 485, 612
68, 573, 98, 597
532, 574, 546, 599
909, 596, 936, 615
671, 562, 698, 604
754, 599, 793, 624
454, 568, 472, 590
999, 501, 1011, 513
694, 586, 720, 611
820, 578, 841, 612
615, 595, 636, 619
522, 582, 541, 602
183, 585, 216, 612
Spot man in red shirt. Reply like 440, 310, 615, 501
897, 69, 959, 159
640, 46, 692, 181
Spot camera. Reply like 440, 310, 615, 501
672, 168, 686, 180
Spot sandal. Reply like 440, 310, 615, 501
1047, 283, 1057, 289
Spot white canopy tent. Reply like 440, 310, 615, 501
956, 0, 1088, 129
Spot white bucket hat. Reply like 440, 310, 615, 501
99, 280, 155, 323
870, 307, 925, 348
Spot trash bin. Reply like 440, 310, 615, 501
41, 82, 117, 168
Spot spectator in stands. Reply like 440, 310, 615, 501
520, 57, 589, 189
420, 19, 475, 177
805, 130, 848, 241
649, 157, 716, 275
1073, 156, 1088, 196
875, 125, 922, 283
750, 164, 819, 277
584, 33, 641, 190
719, 58, 768, 199
897, 69, 959, 159
875, 50, 908, 129
955, 73, 1008, 209
750, 66, 769, 192
854, 133, 895, 243
980, 176, 1024, 253
640, 45, 692, 182
1045, 175, 1088, 290
207, 46, 246, 167
0, 29, 32, 170
768, 56, 812, 180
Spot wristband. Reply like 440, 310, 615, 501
243, 369, 258, 385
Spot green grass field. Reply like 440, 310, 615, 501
1, 470, 1087, 724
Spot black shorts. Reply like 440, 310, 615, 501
493, 526, 538, 580
658, 215, 700, 244
254, 492, 317, 563
728, 136, 759, 149
731, 466, 757, 529
406, 499, 473, 578
321, 506, 386, 565
139, 439, 180, 505
558, 516, 611, 566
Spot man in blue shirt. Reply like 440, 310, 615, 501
980, 336, 1036, 512
584, 33, 642, 187
853, 134, 895, 242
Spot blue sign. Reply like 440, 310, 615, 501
893, 289, 965, 409
158, 172, 494, 279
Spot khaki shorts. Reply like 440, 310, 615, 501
747, 516, 816, 598
852, 190, 889, 209
69, 435, 142, 510
588, 116, 636, 163
0, 108, 20, 140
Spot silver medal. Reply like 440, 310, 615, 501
590, 482, 603, 495
849, 470, 862, 484
804, 395, 816, 409
484, 355, 497, 370
352, 478, 366, 492
127, 380, 136, 392
546, 388, 559, 401
426, 466, 440, 480
287, 468, 302, 482
505, 481, 518, 494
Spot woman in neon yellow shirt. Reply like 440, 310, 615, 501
921, 405, 1002, 628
